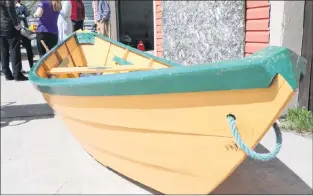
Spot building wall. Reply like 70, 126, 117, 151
277, 1, 305, 56
154, 0, 273, 60
157, 1, 245, 65
269, 1, 305, 113
154, 2, 305, 64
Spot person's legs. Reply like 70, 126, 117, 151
36, 32, 58, 58
7, 32, 27, 81
97, 20, 109, 37
36, 32, 46, 58
96, 21, 101, 34
21, 35, 34, 68
0, 36, 13, 80
78, 20, 84, 31
43, 33, 58, 50
71, 20, 76, 32
106, 20, 111, 38
72, 20, 84, 32
72, 20, 78, 32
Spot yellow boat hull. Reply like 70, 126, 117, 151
28, 31, 306, 194
42, 74, 293, 194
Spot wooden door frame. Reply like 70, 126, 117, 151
108, 0, 156, 54
108, 1, 119, 41
298, 0, 313, 111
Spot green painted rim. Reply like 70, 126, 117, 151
28, 31, 307, 97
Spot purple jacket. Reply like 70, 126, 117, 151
36, 0, 59, 34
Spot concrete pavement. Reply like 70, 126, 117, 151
1, 60, 312, 194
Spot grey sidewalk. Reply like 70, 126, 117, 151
1, 61, 312, 194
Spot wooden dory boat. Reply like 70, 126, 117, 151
28, 30, 306, 194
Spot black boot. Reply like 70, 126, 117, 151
2, 70, 14, 80
14, 73, 28, 81
5, 74, 14, 81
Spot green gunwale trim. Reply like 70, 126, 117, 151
76, 33, 95, 45
113, 56, 133, 65
28, 31, 306, 97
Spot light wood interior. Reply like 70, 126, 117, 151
36, 34, 171, 78
48, 65, 154, 75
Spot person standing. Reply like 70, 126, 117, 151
0, 0, 28, 81
96, 0, 110, 37
57, 0, 73, 43
71, 0, 85, 32
34, 0, 61, 57
15, 0, 34, 69
92, 0, 98, 30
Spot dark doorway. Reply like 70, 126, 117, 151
117, 0, 154, 51
299, 0, 313, 111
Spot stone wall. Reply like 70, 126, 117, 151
162, 1, 245, 65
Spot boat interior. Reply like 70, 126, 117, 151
36, 32, 173, 79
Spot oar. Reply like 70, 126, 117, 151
40, 40, 50, 52
48, 65, 154, 75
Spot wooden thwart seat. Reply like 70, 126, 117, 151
48, 65, 154, 75
113, 56, 132, 65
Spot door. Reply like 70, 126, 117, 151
116, 0, 155, 51
298, 0, 313, 111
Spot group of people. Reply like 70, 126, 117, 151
0, 0, 111, 81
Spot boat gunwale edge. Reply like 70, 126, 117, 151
28, 32, 307, 97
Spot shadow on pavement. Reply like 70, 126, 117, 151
88, 144, 312, 195
1, 103, 55, 128
212, 144, 313, 194
105, 167, 164, 195
83, 149, 163, 195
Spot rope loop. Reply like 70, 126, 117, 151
226, 114, 282, 161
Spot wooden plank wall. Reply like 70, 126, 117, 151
244, 0, 270, 56
155, 0, 163, 57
